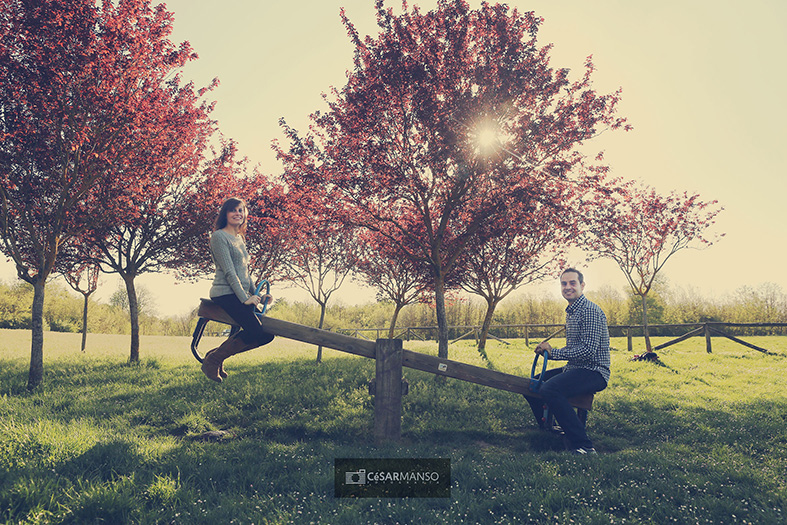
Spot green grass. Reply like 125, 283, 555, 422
1, 329, 786, 524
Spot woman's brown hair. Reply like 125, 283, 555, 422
214, 197, 248, 236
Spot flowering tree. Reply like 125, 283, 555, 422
61, 261, 100, 352
80, 87, 216, 362
459, 181, 574, 358
582, 181, 723, 352
354, 228, 432, 338
172, 140, 250, 279
243, 178, 291, 288
174, 140, 291, 295
279, 188, 358, 363
0, 0, 214, 388
277, 0, 629, 358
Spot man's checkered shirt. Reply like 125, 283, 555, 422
549, 294, 611, 384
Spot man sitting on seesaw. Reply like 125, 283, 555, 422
527, 268, 611, 455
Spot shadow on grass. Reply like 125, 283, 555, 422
629, 356, 682, 374
5, 352, 786, 452
61, 440, 142, 481
2, 350, 787, 524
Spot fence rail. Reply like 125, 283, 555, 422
337, 322, 787, 354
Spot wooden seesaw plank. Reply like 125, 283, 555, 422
198, 299, 376, 359
196, 299, 593, 411
400, 350, 594, 410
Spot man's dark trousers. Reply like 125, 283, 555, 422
527, 367, 606, 450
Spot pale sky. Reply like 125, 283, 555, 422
3, 0, 786, 316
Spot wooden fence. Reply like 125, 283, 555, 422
338, 322, 787, 354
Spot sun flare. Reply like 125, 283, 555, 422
471, 119, 502, 156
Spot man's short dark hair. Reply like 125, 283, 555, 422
561, 268, 584, 284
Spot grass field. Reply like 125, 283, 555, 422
1, 328, 786, 524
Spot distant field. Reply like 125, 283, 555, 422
1, 328, 785, 523
4, 327, 786, 366
0, 329, 329, 366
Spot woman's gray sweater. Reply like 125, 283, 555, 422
209, 229, 254, 301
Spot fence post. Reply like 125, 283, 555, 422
704, 323, 713, 353
374, 338, 403, 444
524, 326, 529, 346
627, 327, 633, 352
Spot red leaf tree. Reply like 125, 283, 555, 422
173, 140, 291, 295
277, 0, 628, 358
172, 140, 251, 281
279, 188, 359, 363
243, 178, 291, 288
354, 227, 432, 338
80, 82, 217, 363
60, 259, 100, 352
0, 0, 212, 387
459, 178, 574, 358
582, 181, 724, 352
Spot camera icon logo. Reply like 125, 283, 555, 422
345, 469, 366, 485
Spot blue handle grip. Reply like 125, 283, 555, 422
529, 350, 549, 393
254, 279, 271, 317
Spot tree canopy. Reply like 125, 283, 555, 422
582, 180, 723, 351
277, 0, 629, 357
0, 0, 216, 387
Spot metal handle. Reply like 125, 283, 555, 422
254, 279, 271, 316
529, 350, 549, 392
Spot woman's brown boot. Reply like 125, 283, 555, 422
203, 347, 229, 379
201, 334, 253, 382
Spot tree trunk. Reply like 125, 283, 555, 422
641, 294, 652, 353
27, 278, 46, 391
316, 301, 326, 363
123, 274, 140, 363
387, 303, 404, 339
81, 293, 89, 352
477, 298, 498, 361
434, 274, 449, 359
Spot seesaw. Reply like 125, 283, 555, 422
190, 291, 593, 443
